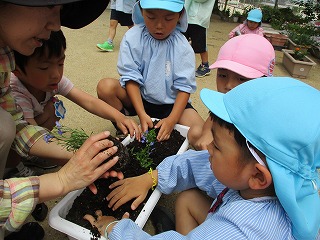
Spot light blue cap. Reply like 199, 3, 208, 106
132, 1, 188, 32
200, 77, 320, 240
140, 0, 184, 12
247, 8, 262, 23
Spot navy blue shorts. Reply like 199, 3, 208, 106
183, 24, 207, 53
110, 9, 133, 26
124, 99, 195, 119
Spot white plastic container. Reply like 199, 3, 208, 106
49, 123, 189, 240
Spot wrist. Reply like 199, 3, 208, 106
104, 220, 119, 239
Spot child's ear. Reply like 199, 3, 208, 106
248, 164, 273, 190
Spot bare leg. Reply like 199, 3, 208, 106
107, 19, 118, 42
175, 188, 212, 235
199, 51, 209, 64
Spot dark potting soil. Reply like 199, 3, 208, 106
66, 126, 186, 237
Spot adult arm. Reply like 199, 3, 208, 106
0, 131, 121, 231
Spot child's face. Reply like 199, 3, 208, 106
0, 4, 61, 55
142, 9, 181, 40
16, 51, 65, 93
247, 20, 260, 31
207, 120, 252, 190
216, 69, 251, 93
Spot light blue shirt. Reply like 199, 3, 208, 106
110, 0, 135, 13
185, 0, 216, 28
118, 24, 196, 105
110, 150, 295, 240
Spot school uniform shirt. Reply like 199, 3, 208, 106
0, 46, 46, 157
10, 74, 74, 119
110, 0, 136, 14
229, 23, 264, 39
109, 150, 295, 240
118, 24, 196, 105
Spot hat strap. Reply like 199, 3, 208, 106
246, 140, 266, 167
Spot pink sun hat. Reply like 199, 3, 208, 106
210, 34, 275, 78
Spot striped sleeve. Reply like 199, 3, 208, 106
0, 177, 40, 231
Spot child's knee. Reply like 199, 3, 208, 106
97, 78, 118, 98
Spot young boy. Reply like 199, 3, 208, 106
11, 30, 139, 136
96, 0, 204, 142
188, 34, 275, 150
84, 77, 320, 240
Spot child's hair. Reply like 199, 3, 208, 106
210, 34, 275, 79
246, 8, 262, 26
14, 30, 66, 74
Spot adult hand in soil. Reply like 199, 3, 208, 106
115, 115, 141, 141
154, 117, 175, 141
39, 131, 123, 201
106, 172, 155, 210
83, 210, 130, 237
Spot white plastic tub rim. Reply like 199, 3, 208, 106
49, 122, 189, 240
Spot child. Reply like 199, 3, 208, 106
96, 0, 205, 142
0, 0, 124, 239
97, 0, 136, 52
228, 8, 264, 39
84, 77, 320, 240
183, 0, 215, 78
11, 30, 140, 136
188, 34, 275, 150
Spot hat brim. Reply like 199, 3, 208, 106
210, 60, 265, 79
4, 0, 108, 29
247, 17, 261, 22
140, 0, 183, 12
200, 88, 231, 123
61, 0, 108, 29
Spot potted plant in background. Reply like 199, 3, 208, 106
231, 10, 241, 23
282, 47, 316, 78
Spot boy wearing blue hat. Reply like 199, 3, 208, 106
96, 0, 204, 142
85, 77, 320, 240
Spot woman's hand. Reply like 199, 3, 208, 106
107, 172, 153, 211
55, 131, 122, 195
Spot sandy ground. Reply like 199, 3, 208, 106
24, 9, 320, 240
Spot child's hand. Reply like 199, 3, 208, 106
194, 131, 214, 150
139, 114, 154, 133
106, 172, 153, 210
115, 116, 141, 141
154, 117, 175, 141
83, 210, 130, 237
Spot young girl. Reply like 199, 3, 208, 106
228, 8, 264, 39
188, 34, 275, 150
96, 0, 204, 142
0, 0, 123, 238
11, 30, 140, 136
84, 77, 320, 240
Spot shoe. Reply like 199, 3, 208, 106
4, 163, 39, 178
23, 156, 58, 170
195, 64, 210, 78
96, 41, 114, 52
149, 206, 175, 234
32, 203, 48, 222
4, 222, 45, 240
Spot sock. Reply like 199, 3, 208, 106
202, 62, 209, 67
107, 39, 113, 44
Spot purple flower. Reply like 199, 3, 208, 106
44, 134, 54, 143
55, 121, 62, 128
57, 128, 63, 135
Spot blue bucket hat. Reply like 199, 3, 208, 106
200, 77, 320, 240
247, 8, 262, 23
140, 0, 184, 12
132, 0, 188, 32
